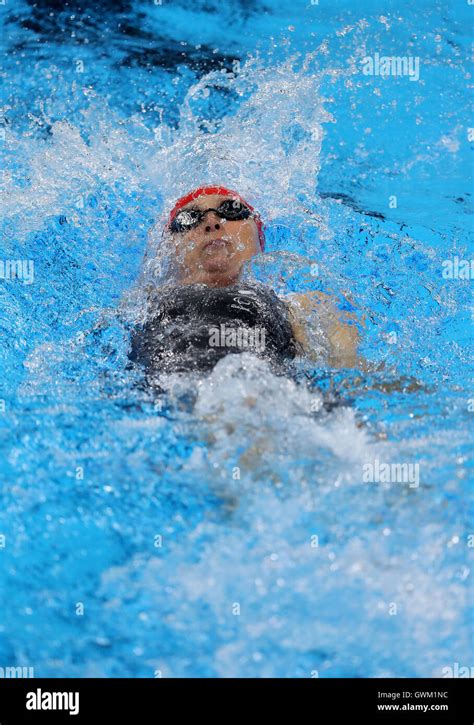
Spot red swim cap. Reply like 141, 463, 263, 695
167, 185, 265, 251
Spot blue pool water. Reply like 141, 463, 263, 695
0, 0, 472, 677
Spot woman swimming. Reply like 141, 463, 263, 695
129, 185, 359, 376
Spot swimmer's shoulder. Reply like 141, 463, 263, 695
283, 289, 363, 368
285, 289, 336, 313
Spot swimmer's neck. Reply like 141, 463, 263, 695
178, 270, 242, 288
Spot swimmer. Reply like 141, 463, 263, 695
130, 184, 360, 375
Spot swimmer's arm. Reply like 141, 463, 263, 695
288, 291, 362, 368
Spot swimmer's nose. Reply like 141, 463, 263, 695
204, 221, 221, 232
201, 210, 222, 233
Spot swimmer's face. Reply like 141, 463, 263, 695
167, 194, 261, 287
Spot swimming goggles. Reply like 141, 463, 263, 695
169, 199, 252, 234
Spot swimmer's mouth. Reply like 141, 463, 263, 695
202, 238, 232, 253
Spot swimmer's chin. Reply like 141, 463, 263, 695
199, 248, 234, 273
201, 258, 234, 274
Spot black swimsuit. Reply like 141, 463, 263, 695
129, 282, 298, 375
